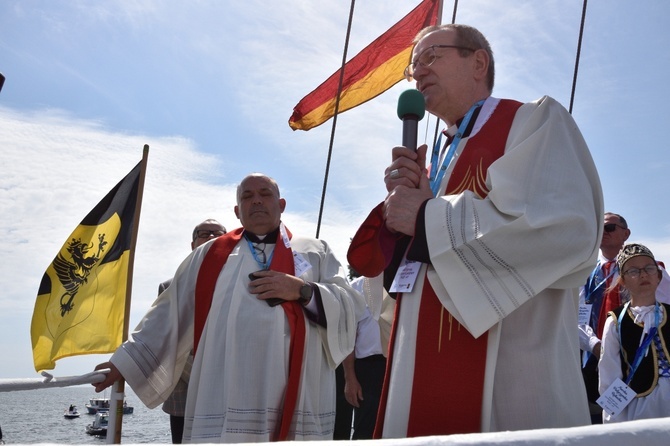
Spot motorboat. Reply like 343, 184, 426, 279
85, 397, 133, 414
85, 397, 110, 414
64, 404, 80, 418
85, 412, 108, 436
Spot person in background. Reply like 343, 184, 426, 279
159, 219, 227, 444
599, 243, 670, 422
579, 212, 670, 423
334, 273, 394, 440
94, 173, 360, 443
348, 23, 602, 436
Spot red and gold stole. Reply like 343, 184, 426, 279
194, 226, 305, 441
349, 99, 522, 437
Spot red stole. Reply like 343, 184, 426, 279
349, 99, 522, 437
194, 226, 306, 442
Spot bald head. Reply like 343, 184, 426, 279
234, 173, 286, 236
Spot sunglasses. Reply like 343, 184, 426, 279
604, 223, 625, 233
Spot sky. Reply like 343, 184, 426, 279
1, 0, 669, 381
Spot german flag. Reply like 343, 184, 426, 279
31, 159, 144, 371
289, 0, 441, 131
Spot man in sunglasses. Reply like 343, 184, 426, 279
157, 218, 227, 444
579, 212, 670, 423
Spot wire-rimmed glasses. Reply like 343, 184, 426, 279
404, 44, 475, 81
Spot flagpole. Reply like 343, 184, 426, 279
569, 0, 588, 114
429, 0, 448, 149
315, 0, 356, 239
107, 145, 149, 444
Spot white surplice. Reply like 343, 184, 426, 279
382, 96, 603, 436
111, 233, 361, 443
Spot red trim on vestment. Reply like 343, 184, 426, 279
347, 203, 388, 277
372, 291, 403, 438
193, 226, 304, 441
358, 99, 523, 437
194, 228, 244, 354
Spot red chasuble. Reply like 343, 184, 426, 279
348, 99, 522, 437
193, 226, 306, 442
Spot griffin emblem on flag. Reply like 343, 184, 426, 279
53, 234, 107, 316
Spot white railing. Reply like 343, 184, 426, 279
0, 370, 108, 392
1, 372, 668, 445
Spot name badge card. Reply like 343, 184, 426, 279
579, 304, 592, 326
293, 252, 312, 277
279, 222, 312, 277
390, 259, 421, 293
596, 377, 636, 418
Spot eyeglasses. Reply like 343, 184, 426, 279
195, 229, 226, 240
622, 264, 659, 279
604, 223, 626, 233
252, 242, 267, 264
404, 44, 475, 81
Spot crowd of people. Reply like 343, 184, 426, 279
92, 23, 668, 443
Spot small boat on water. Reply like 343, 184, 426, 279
85, 397, 134, 414
85, 412, 108, 436
85, 397, 110, 414
64, 404, 80, 418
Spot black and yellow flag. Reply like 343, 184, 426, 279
31, 159, 144, 371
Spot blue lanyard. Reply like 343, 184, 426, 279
245, 236, 273, 270
585, 261, 617, 304
429, 100, 485, 196
617, 301, 660, 385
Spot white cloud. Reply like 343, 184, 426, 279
0, 106, 363, 377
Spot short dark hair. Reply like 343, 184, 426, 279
604, 212, 628, 229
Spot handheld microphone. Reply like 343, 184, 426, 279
397, 89, 425, 151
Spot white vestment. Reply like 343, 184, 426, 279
112, 233, 361, 443
382, 96, 603, 436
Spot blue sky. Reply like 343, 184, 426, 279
1, 0, 669, 380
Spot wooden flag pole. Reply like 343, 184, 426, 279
107, 145, 149, 444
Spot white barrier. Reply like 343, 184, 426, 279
5, 417, 669, 446
1, 372, 667, 445
0, 370, 108, 392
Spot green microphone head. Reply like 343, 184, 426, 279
397, 89, 426, 121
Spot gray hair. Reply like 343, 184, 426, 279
414, 24, 495, 92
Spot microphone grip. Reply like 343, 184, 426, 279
401, 117, 419, 151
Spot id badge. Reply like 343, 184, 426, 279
596, 377, 636, 417
293, 252, 312, 277
579, 304, 592, 326
389, 259, 421, 293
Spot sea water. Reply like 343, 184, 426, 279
0, 386, 172, 444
